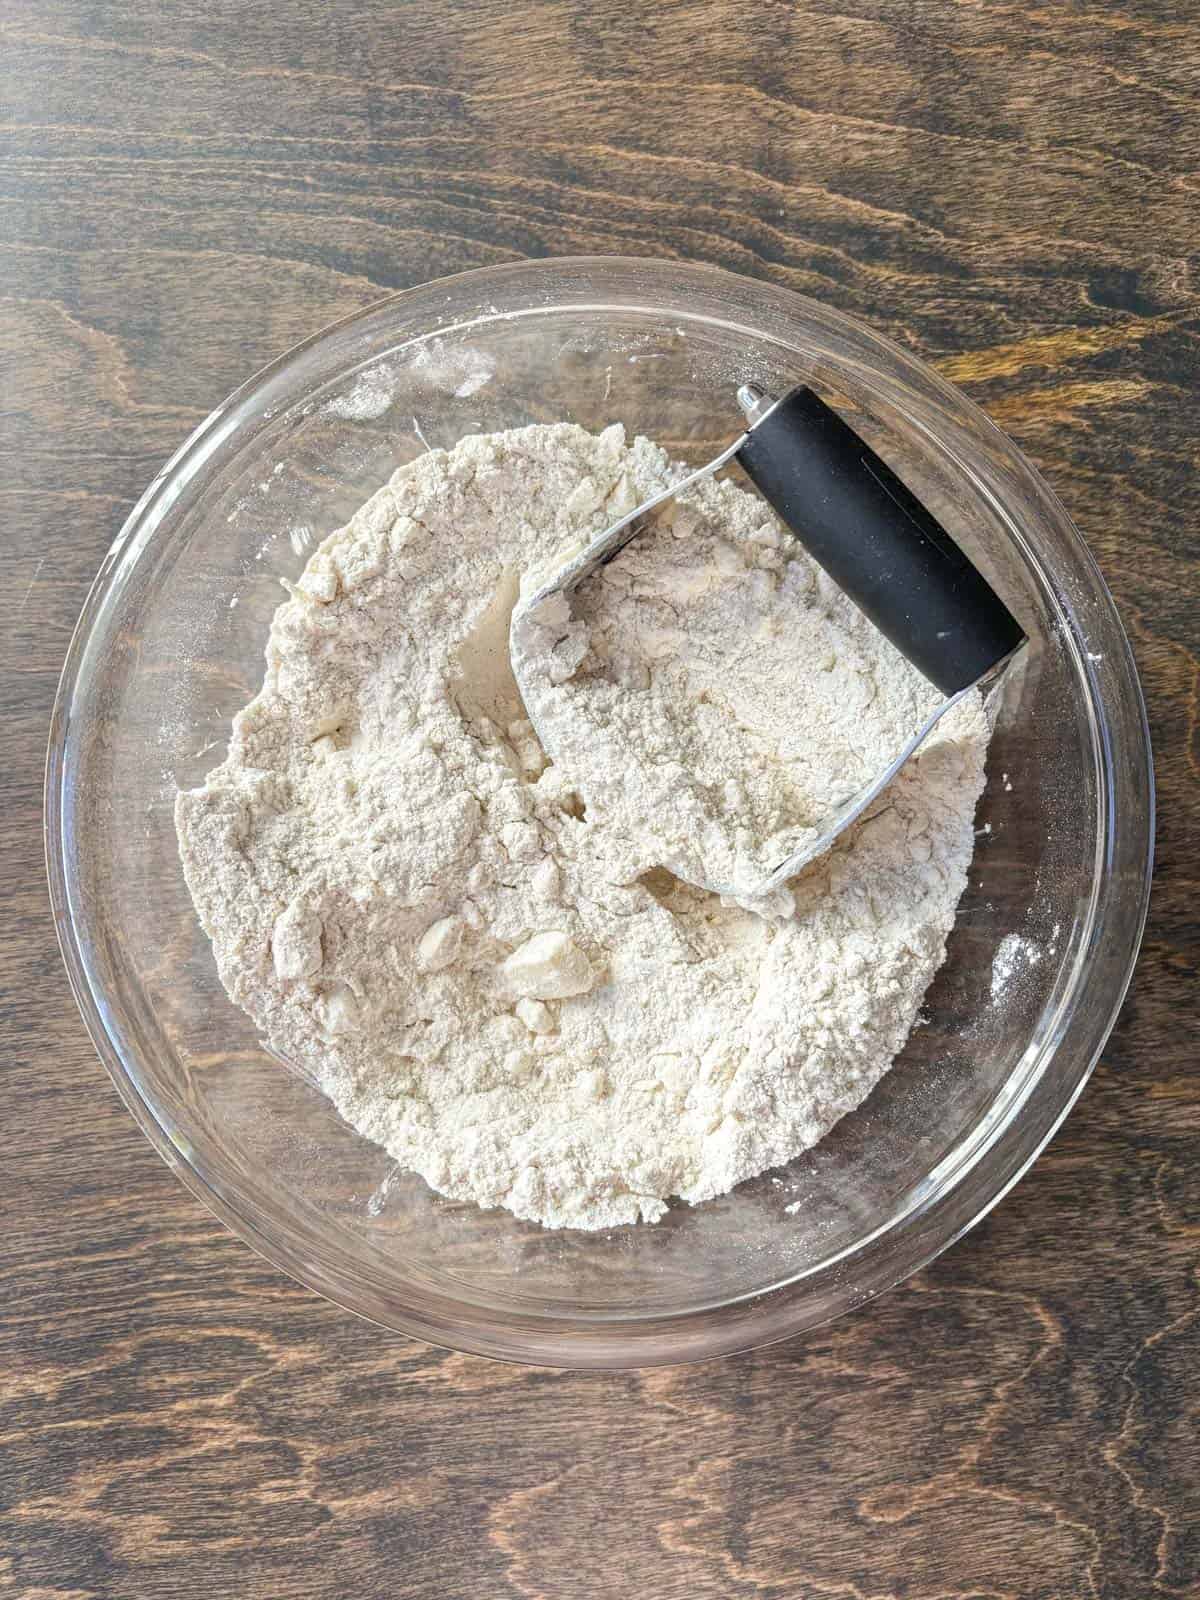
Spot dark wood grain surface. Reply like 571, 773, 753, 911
2, 2, 1198, 1596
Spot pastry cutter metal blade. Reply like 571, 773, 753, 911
510, 383, 1025, 899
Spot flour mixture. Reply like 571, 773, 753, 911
176, 422, 989, 1229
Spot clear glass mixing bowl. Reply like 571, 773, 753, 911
46, 258, 1153, 1367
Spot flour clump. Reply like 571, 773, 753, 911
176, 422, 989, 1230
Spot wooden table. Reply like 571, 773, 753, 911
2, 4, 1197, 1595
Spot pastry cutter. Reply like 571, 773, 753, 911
510, 383, 1025, 898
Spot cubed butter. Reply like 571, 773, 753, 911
501, 931, 592, 1000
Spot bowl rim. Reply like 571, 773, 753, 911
45, 255, 1155, 1367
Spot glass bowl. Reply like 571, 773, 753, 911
46, 257, 1153, 1368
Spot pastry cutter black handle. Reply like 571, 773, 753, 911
735, 385, 1025, 697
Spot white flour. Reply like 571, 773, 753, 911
176, 422, 989, 1230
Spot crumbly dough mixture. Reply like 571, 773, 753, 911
176, 423, 989, 1229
